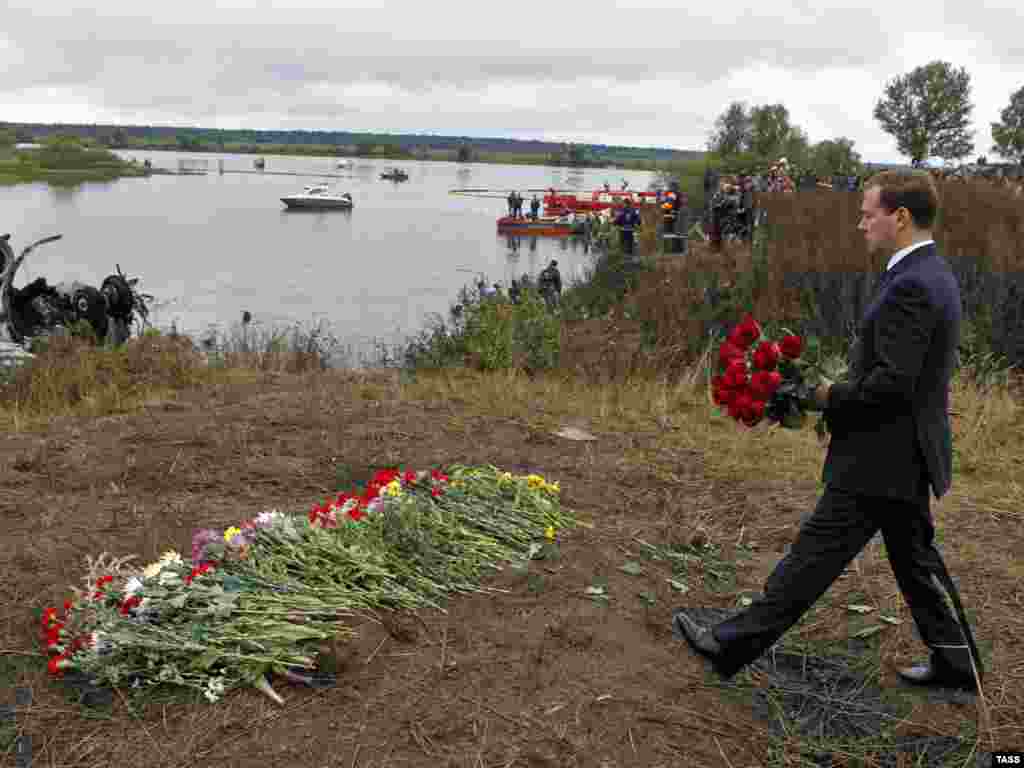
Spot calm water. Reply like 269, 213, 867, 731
1, 150, 655, 364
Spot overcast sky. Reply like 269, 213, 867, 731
3, 0, 1021, 164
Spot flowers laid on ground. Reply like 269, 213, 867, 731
42, 464, 573, 706
712, 313, 848, 433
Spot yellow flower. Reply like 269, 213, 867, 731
526, 474, 546, 489
545, 525, 556, 541
384, 479, 403, 497
143, 562, 163, 579
499, 471, 513, 484
223, 526, 242, 544
545, 481, 560, 494
159, 550, 182, 565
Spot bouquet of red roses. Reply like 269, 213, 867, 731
712, 313, 843, 434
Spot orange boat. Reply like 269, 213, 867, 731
496, 216, 584, 237
542, 189, 659, 216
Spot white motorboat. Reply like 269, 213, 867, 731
280, 184, 353, 210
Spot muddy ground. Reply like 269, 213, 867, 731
0, 368, 1014, 767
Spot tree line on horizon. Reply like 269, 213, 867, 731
704, 61, 1023, 176
0, 121, 701, 165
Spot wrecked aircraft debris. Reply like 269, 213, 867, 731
0, 232, 152, 350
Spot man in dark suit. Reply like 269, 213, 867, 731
673, 170, 983, 692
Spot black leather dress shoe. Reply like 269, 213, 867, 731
672, 609, 735, 678
897, 661, 978, 693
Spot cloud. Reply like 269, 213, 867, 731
0, 0, 1019, 161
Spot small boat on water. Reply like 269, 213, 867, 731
381, 168, 409, 182
496, 215, 584, 237
280, 184, 353, 210
543, 188, 659, 216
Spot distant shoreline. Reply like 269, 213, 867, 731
113, 142, 661, 172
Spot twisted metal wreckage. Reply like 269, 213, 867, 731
0, 233, 152, 353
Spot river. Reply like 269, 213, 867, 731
1, 150, 656, 365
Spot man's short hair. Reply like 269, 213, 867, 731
864, 170, 940, 230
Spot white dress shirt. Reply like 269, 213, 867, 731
886, 239, 935, 272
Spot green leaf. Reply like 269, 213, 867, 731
584, 585, 606, 596
619, 561, 643, 576
878, 615, 904, 625
190, 649, 221, 671
168, 595, 187, 609
636, 591, 656, 606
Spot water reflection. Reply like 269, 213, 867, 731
49, 184, 79, 204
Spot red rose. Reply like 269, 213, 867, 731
724, 359, 748, 388
733, 314, 762, 349
742, 399, 767, 427
750, 370, 783, 399
752, 341, 780, 371
718, 340, 745, 369
727, 399, 744, 421
780, 334, 803, 359
733, 391, 754, 421
712, 385, 731, 405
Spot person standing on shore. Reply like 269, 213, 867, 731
614, 200, 642, 256
672, 169, 984, 694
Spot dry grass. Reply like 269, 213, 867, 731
0, 333, 318, 430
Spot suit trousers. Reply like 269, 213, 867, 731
710, 481, 976, 677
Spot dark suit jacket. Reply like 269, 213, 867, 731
823, 242, 961, 502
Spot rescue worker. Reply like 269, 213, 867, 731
530, 195, 541, 220
507, 191, 516, 218
614, 200, 642, 256
538, 260, 562, 310
509, 279, 521, 305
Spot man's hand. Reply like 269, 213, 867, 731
813, 383, 831, 411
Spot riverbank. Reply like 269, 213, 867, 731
0, 318, 1019, 765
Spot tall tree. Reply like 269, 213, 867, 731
873, 60, 974, 165
748, 103, 794, 159
990, 85, 1024, 165
810, 137, 863, 177
707, 101, 752, 157
781, 125, 811, 170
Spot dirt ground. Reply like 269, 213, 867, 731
0, 368, 1015, 767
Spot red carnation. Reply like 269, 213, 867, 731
403, 470, 417, 485
780, 334, 803, 359
119, 595, 143, 615
752, 341, 780, 371
47, 654, 69, 676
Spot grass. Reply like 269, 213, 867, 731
0, 143, 148, 185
